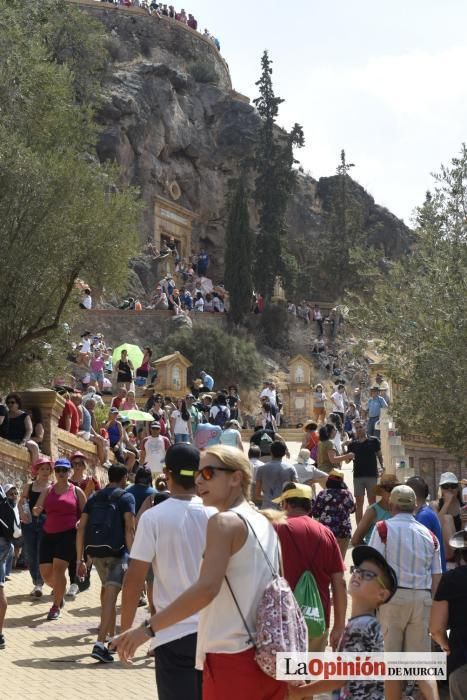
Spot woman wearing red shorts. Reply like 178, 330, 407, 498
112, 445, 288, 700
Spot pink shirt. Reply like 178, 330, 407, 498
43, 483, 80, 534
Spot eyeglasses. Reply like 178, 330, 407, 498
54, 468, 70, 474
196, 465, 237, 481
72, 461, 85, 467
441, 483, 458, 490
350, 566, 387, 589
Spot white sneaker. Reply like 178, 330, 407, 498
66, 583, 79, 599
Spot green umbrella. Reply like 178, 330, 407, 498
119, 410, 156, 422
112, 343, 144, 369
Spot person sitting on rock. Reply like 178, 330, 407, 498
194, 291, 204, 312
178, 8, 188, 23
168, 5, 175, 18
187, 13, 197, 30
160, 3, 168, 15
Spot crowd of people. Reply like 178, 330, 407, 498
96, 0, 221, 51
1, 352, 466, 700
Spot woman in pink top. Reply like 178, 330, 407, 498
33, 458, 86, 620
122, 390, 139, 411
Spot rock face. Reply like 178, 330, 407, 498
83, 5, 411, 293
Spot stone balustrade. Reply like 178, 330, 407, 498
0, 389, 107, 486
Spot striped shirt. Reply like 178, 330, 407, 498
369, 512, 442, 590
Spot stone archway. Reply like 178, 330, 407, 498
154, 195, 198, 267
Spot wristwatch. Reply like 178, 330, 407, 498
142, 619, 156, 638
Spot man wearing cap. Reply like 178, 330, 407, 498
141, 423, 170, 476
366, 386, 388, 437
120, 444, 216, 699
273, 482, 347, 652
369, 484, 442, 700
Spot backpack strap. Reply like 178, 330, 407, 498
376, 520, 388, 544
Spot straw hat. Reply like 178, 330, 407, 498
374, 473, 401, 496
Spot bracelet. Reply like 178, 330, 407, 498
141, 619, 156, 638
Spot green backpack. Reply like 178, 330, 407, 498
294, 570, 326, 638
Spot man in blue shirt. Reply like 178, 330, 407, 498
199, 370, 214, 391
367, 386, 388, 437
407, 475, 446, 572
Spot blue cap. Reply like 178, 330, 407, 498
54, 458, 72, 470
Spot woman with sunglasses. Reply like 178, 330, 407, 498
18, 457, 54, 597
33, 458, 86, 620
431, 472, 463, 569
351, 474, 399, 547
4, 393, 40, 464
112, 445, 288, 699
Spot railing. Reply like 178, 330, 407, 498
67, 0, 232, 88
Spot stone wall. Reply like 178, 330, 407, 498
402, 433, 466, 499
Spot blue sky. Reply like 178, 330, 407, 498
192, 0, 467, 223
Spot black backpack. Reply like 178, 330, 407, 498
214, 407, 228, 427
0, 490, 14, 541
84, 488, 126, 558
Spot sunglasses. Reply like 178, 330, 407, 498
54, 467, 70, 474
196, 465, 237, 481
441, 483, 458, 490
350, 566, 387, 589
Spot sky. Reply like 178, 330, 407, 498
192, 0, 467, 224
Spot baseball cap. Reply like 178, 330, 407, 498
110, 407, 119, 414
54, 458, 72, 470
389, 484, 416, 509
272, 483, 313, 504
352, 545, 398, 602
150, 421, 161, 429
3, 483, 15, 495
439, 472, 458, 486
164, 443, 200, 477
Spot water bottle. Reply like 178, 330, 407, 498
21, 501, 32, 524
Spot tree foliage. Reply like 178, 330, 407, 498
352, 147, 467, 455
224, 177, 253, 324
253, 51, 304, 299
160, 325, 263, 391
0, 0, 140, 389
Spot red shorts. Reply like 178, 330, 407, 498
203, 648, 287, 700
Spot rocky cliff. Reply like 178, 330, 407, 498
80, 2, 411, 296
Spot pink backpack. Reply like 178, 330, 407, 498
225, 512, 308, 679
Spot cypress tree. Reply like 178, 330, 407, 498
224, 177, 253, 324
253, 50, 304, 299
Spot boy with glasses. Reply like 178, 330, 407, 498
290, 545, 397, 699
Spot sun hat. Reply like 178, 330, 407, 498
297, 448, 313, 465
70, 451, 87, 462
328, 468, 344, 480
352, 545, 398, 602
439, 472, 459, 486
31, 456, 53, 476
449, 530, 467, 549
374, 474, 401, 496
389, 484, 416, 509
272, 483, 313, 504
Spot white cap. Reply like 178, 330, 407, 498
439, 472, 459, 486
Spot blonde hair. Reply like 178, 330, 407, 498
203, 445, 252, 499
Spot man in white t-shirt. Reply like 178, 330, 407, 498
331, 383, 347, 420
140, 422, 170, 475
120, 444, 215, 700
259, 380, 276, 406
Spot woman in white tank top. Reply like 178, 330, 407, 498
112, 444, 287, 700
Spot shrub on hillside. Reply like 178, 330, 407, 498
160, 325, 262, 390
187, 60, 217, 84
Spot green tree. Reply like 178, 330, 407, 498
224, 177, 254, 324
353, 147, 467, 454
160, 326, 263, 391
0, 0, 140, 389
253, 51, 304, 299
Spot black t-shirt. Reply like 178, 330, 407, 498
347, 437, 381, 477
435, 566, 467, 674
